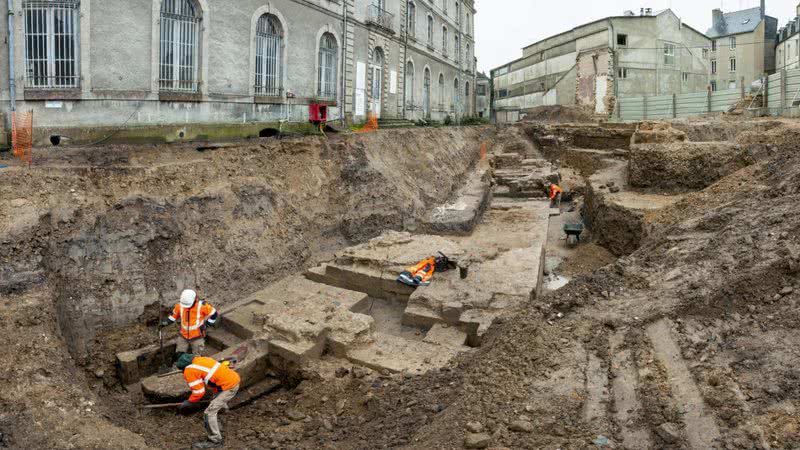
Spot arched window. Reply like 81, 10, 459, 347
466, 12, 470, 35
423, 67, 431, 117
405, 61, 414, 105
455, 36, 460, 61
453, 77, 459, 109
407, 2, 416, 38
466, 43, 470, 66
427, 15, 434, 44
160, 0, 201, 92
465, 81, 470, 113
442, 26, 448, 55
318, 32, 338, 99
438, 73, 445, 108
255, 14, 283, 96
24, 0, 80, 88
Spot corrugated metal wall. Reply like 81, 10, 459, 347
618, 89, 742, 121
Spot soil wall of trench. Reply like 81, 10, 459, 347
1, 126, 492, 364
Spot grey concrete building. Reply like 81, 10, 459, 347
475, 71, 489, 118
706, 2, 778, 90
0, 0, 476, 143
776, 4, 800, 71
491, 8, 711, 122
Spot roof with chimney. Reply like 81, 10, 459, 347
706, 7, 765, 38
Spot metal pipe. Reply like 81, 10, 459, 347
7, 0, 16, 112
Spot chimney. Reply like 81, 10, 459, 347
761, 0, 766, 19
712, 9, 724, 28
640, 8, 644, 16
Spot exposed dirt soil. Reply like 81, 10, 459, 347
519, 105, 596, 123
5, 117, 800, 450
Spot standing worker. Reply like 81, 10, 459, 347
176, 353, 240, 449
161, 289, 219, 355
545, 182, 563, 209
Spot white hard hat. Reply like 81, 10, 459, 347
179, 289, 197, 308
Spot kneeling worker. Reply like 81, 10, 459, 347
545, 182, 563, 209
161, 289, 219, 355
176, 353, 240, 449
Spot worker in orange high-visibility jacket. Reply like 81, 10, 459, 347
545, 182, 563, 209
397, 256, 436, 287
161, 289, 219, 356
176, 353, 241, 449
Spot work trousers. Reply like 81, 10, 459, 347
204, 385, 239, 443
175, 336, 205, 355
550, 192, 562, 209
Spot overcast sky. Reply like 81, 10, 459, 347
475, 0, 800, 74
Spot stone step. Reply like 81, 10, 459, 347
206, 327, 243, 350
422, 323, 469, 349
345, 332, 461, 374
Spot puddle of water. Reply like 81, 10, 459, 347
544, 274, 571, 291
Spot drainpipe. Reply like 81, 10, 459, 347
608, 18, 618, 118
402, 2, 408, 120
340, 1, 347, 126
7, 0, 16, 114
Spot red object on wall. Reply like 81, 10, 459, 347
308, 104, 328, 124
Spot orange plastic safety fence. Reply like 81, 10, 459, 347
12, 110, 33, 167
356, 112, 379, 133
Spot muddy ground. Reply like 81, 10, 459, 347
3, 117, 800, 450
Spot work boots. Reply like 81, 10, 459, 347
192, 440, 223, 449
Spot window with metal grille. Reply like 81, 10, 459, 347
407, 2, 416, 37
453, 77, 459, 108
318, 33, 338, 99
423, 68, 431, 116
405, 61, 414, 105
160, 0, 200, 93
255, 14, 283, 97
23, 0, 80, 89
438, 73, 444, 107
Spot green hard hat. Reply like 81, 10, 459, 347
175, 353, 195, 370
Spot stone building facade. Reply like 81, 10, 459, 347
706, 3, 778, 91
0, 0, 476, 142
776, 4, 800, 71
491, 9, 711, 122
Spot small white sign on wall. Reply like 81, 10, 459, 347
356, 62, 366, 90
45, 101, 63, 109
356, 90, 366, 116
389, 70, 398, 94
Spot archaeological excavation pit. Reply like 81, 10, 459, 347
5, 115, 800, 450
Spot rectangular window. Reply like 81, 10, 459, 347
711, 59, 717, 74
23, 1, 80, 89
617, 67, 628, 79
617, 34, 628, 47
729, 80, 736, 89
702, 48, 709, 59
730, 58, 736, 72
711, 40, 717, 51
498, 89, 508, 98
710, 80, 717, 91
682, 72, 689, 83
729, 37, 736, 49
663, 43, 675, 65
477, 85, 486, 95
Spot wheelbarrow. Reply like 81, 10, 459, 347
563, 223, 584, 247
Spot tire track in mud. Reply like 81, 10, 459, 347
609, 331, 653, 449
646, 319, 721, 449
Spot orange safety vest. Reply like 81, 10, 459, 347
407, 257, 436, 286
169, 301, 217, 340
549, 184, 563, 200
183, 356, 241, 403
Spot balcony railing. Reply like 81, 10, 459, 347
367, 5, 395, 34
